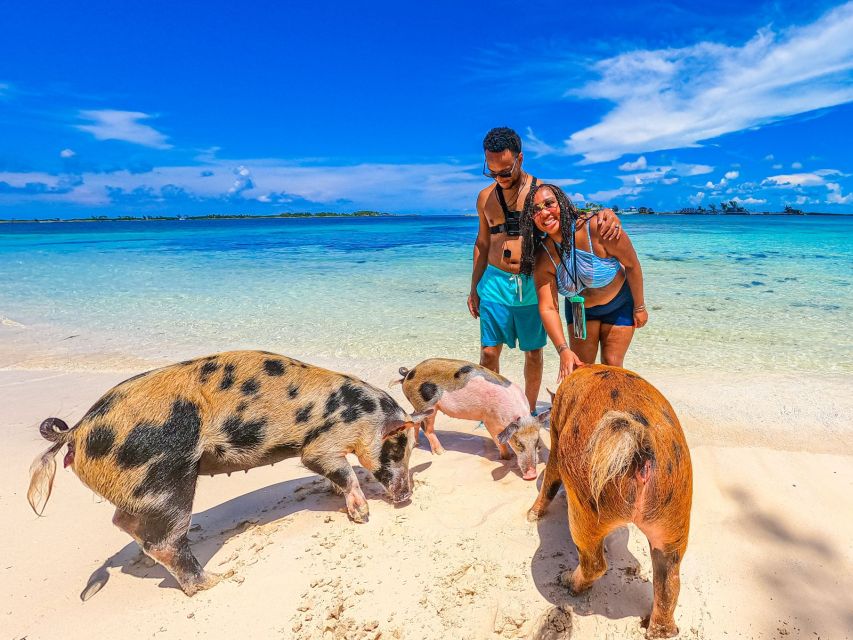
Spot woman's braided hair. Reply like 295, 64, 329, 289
519, 183, 580, 277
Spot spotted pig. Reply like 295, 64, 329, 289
27, 350, 432, 596
527, 365, 693, 639
393, 358, 550, 480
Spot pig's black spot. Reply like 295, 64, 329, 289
419, 382, 438, 402
199, 361, 219, 382
264, 443, 301, 460
667, 460, 673, 475
594, 369, 613, 379
378, 393, 399, 418
131, 399, 202, 502
85, 425, 115, 459
546, 481, 562, 500
241, 378, 260, 396
374, 432, 408, 486
263, 359, 286, 376
610, 388, 620, 401
454, 365, 474, 379
631, 411, 650, 427
220, 364, 236, 390
117, 423, 163, 468
339, 382, 377, 423
610, 417, 631, 431
662, 489, 674, 507
295, 403, 314, 423
624, 371, 641, 380
258, 351, 275, 355
323, 389, 341, 417
572, 421, 580, 440
214, 445, 227, 457
222, 415, 267, 450
325, 466, 353, 490
404, 367, 416, 381
288, 385, 299, 399
299, 363, 308, 369
672, 441, 682, 464
236, 401, 248, 413
303, 420, 336, 447
663, 409, 676, 426
83, 391, 119, 421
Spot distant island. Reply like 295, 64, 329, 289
0, 211, 395, 224
589, 202, 813, 215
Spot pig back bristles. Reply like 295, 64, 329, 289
27, 442, 63, 515
587, 411, 651, 506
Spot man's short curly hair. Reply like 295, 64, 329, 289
483, 127, 522, 156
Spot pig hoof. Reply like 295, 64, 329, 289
432, 446, 445, 455
560, 568, 592, 595
526, 507, 544, 522
181, 571, 223, 596
348, 504, 370, 524
644, 620, 679, 638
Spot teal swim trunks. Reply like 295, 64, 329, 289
477, 265, 547, 351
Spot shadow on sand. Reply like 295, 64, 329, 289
81, 459, 434, 599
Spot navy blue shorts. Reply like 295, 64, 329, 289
566, 281, 634, 327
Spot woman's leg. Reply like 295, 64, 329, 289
599, 323, 635, 367
569, 320, 601, 364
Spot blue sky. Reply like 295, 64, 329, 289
1, 0, 852, 218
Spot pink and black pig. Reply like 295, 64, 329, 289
394, 358, 550, 480
27, 350, 432, 596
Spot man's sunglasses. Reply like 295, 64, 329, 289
482, 155, 519, 179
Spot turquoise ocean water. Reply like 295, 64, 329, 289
1, 215, 851, 374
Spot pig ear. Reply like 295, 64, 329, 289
536, 409, 551, 425
383, 407, 434, 439
497, 421, 520, 445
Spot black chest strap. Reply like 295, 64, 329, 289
489, 177, 538, 234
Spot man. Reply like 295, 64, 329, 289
468, 127, 621, 412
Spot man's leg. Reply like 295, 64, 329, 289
480, 344, 502, 374
515, 304, 547, 414
523, 348, 543, 414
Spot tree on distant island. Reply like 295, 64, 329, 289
709, 203, 717, 213
612, 205, 620, 213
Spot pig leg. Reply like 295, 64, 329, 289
408, 397, 443, 454
527, 458, 563, 521
302, 454, 369, 523
484, 418, 512, 459
419, 409, 444, 455
642, 544, 684, 639
113, 507, 220, 596
560, 510, 610, 595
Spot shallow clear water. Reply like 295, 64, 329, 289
1, 215, 851, 373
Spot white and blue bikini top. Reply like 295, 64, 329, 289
544, 219, 621, 296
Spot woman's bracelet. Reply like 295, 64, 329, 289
634, 304, 646, 313
556, 343, 570, 355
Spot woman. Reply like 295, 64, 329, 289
519, 184, 647, 383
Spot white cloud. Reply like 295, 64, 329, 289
689, 191, 705, 205
733, 196, 766, 205
724, 170, 739, 180
772, 163, 783, 169
764, 154, 775, 161
826, 182, 853, 204
762, 169, 841, 187
59, 148, 76, 158
705, 178, 728, 189
586, 185, 643, 202
618, 156, 647, 171
555, 2, 853, 162
791, 161, 803, 169
76, 110, 172, 149
0, 160, 487, 212
524, 127, 559, 156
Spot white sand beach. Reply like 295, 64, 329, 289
2, 355, 852, 640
